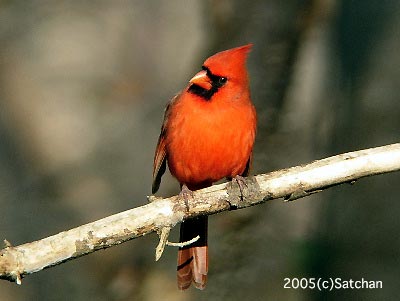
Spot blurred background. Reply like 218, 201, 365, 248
1, 0, 399, 300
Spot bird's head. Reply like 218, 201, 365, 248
188, 44, 252, 101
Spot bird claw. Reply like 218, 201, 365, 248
179, 184, 194, 211
233, 175, 247, 201
179, 184, 194, 198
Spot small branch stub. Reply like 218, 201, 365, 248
155, 227, 171, 261
15, 273, 22, 285
3, 239, 12, 248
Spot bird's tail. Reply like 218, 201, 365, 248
177, 216, 208, 290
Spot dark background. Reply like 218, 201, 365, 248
1, 1, 399, 300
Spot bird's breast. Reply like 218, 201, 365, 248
166, 95, 256, 187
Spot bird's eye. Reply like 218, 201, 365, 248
218, 77, 227, 85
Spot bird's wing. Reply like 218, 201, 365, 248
241, 153, 253, 177
152, 93, 180, 193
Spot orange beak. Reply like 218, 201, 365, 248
189, 70, 212, 90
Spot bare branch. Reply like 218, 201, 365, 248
1, 143, 400, 284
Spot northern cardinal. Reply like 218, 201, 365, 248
152, 44, 257, 290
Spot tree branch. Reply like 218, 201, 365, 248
1, 143, 400, 284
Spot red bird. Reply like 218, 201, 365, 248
152, 44, 257, 290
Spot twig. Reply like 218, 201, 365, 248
1, 143, 400, 284
166, 236, 200, 247
155, 227, 171, 261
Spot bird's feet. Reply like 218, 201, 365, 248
233, 175, 247, 201
179, 184, 194, 211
